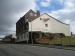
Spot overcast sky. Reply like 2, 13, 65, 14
0, 0, 75, 38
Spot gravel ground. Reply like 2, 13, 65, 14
0, 44, 75, 56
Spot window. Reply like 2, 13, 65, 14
40, 18, 42, 20
17, 36, 19, 39
26, 19, 28, 22
45, 24, 48, 27
34, 14, 37, 16
30, 13, 34, 16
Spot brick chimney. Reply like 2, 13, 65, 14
36, 10, 40, 17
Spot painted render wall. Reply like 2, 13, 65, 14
29, 14, 71, 36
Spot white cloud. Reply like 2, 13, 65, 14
48, 0, 75, 33
41, 2, 49, 7
40, 0, 51, 7
40, 2, 50, 7
0, 35, 5, 38
50, 0, 75, 17
58, 0, 64, 3
64, 19, 70, 24
70, 21, 75, 34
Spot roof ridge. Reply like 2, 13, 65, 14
44, 13, 69, 25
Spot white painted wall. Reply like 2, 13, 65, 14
29, 13, 71, 36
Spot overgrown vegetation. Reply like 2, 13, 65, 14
49, 36, 75, 46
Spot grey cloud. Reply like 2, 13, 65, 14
0, 0, 35, 37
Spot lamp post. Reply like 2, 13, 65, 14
31, 22, 33, 44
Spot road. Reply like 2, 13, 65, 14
0, 44, 75, 56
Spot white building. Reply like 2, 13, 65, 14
16, 10, 71, 43
29, 13, 71, 36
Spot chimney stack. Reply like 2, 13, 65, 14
37, 10, 40, 17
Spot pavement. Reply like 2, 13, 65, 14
0, 44, 75, 56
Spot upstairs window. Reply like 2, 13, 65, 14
30, 13, 34, 16
26, 19, 28, 22
40, 18, 42, 20
34, 14, 37, 16
45, 24, 48, 27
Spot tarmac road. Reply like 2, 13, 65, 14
0, 44, 75, 56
